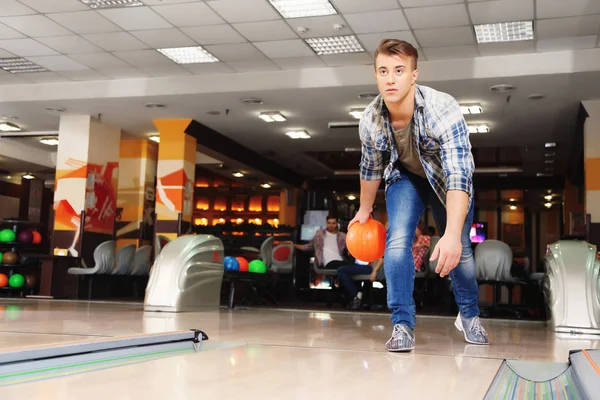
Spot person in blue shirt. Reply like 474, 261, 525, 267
349, 39, 489, 352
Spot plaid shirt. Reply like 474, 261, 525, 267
412, 235, 431, 271
359, 84, 475, 207
304, 229, 347, 266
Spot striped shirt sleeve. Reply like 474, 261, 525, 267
358, 113, 384, 181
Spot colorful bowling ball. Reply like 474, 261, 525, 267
0, 273, 8, 287
8, 274, 24, 288
248, 259, 267, 274
31, 231, 42, 244
0, 229, 16, 243
17, 230, 33, 244
1, 252, 17, 265
25, 275, 37, 289
236, 257, 249, 272
223, 256, 239, 272
346, 219, 386, 262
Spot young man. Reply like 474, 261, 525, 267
349, 39, 489, 352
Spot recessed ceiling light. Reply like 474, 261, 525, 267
157, 46, 218, 64
1, 116, 18, 120
528, 94, 545, 100
460, 104, 483, 115
145, 103, 165, 109
545, 152, 555, 157
537, 172, 552, 177
545, 142, 556, 148
345, 147, 360, 152
349, 108, 364, 120
268, 0, 337, 19
544, 202, 552, 209
0, 57, 48, 74
232, 171, 244, 178
259, 112, 286, 123
22, 173, 35, 180
358, 92, 378, 99
0, 122, 21, 132
45, 107, 67, 114
509, 205, 517, 210
468, 124, 489, 133
474, 20, 534, 44
80, 0, 144, 9
545, 159, 554, 164
305, 35, 364, 55
509, 198, 517, 202
261, 183, 272, 188
149, 135, 160, 143
347, 195, 356, 200
241, 98, 264, 105
39, 137, 59, 146
286, 130, 311, 139
489, 84, 515, 92
207, 111, 221, 115
544, 194, 553, 201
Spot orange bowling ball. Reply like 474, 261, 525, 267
346, 219, 387, 263
31, 231, 42, 244
236, 257, 249, 272
0, 273, 8, 287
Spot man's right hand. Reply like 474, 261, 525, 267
369, 271, 377, 282
349, 207, 372, 228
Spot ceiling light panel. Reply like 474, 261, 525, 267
157, 47, 219, 64
286, 130, 311, 139
80, 0, 144, 9
0, 122, 21, 132
468, 124, 489, 134
0, 58, 48, 74
40, 138, 59, 146
259, 112, 287, 122
349, 109, 364, 120
305, 35, 364, 55
268, 0, 337, 19
474, 21, 534, 44
460, 105, 483, 115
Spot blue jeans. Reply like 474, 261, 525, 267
337, 263, 373, 298
385, 169, 479, 329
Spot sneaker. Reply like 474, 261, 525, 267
346, 296, 361, 310
454, 313, 489, 345
386, 324, 415, 352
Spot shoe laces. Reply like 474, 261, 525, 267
468, 317, 487, 337
392, 324, 411, 339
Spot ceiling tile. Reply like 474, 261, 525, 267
536, 35, 598, 52
468, 0, 533, 24
0, 49, 16, 58
331, 0, 399, 13
414, 26, 475, 47
97, 8, 173, 31
272, 56, 326, 69
83, 32, 150, 51
138, 64, 192, 77
0, 38, 59, 57
405, 4, 469, 29
151, 3, 225, 27
478, 41, 535, 56
204, 43, 267, 62
254, 39, 314, 58
22, 72, 69, 83
206, 0, 281, 23
536, 0, 600, 19
112, 49, 176, 67
226, 58, 280, 72
26, 55, 90, 71
233, 20, 298, 42
358, 31, 418, 52
0, 23, 25, 39
18, 0, 89, 13
181, 25, 246, 45
182, 62, 234, 74
536, 15, 600, 40
400, 0, 463, 6
0, 73, 28, 84
320, 52, 373, 66
288, 15, 354, 38
0, 15, 74, 37
423, 45, 479, 60
69, 52, 133, 69
0, 1, 36, 17
36, 35, 103, 54
131, 28, 197, 48
59, 69, 110, 81
96, 67, 150, 79
344, 10, 409, 34
48, 11, 122, 35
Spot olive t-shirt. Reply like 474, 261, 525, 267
393, 119, 426, 178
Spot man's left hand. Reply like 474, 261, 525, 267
430, 235, 462, 278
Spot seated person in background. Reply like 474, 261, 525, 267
337, 259, 373, 310
286, 215, 347, 270
370, 221, 432, 281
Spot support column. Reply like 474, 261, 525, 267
115, 140, 158, 250
153, 119, 196, 240
582, 100, 600, 245
52, 116, 120, 266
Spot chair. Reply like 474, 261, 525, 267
67, 240, 116, 299
155, 235, 170, 256
111, 244, 136, 275
241, 236, 275, 268
313, 261, 341, 307
270, 243, 294, 274
131, 245, 152, 276
351, 262, 386, 310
